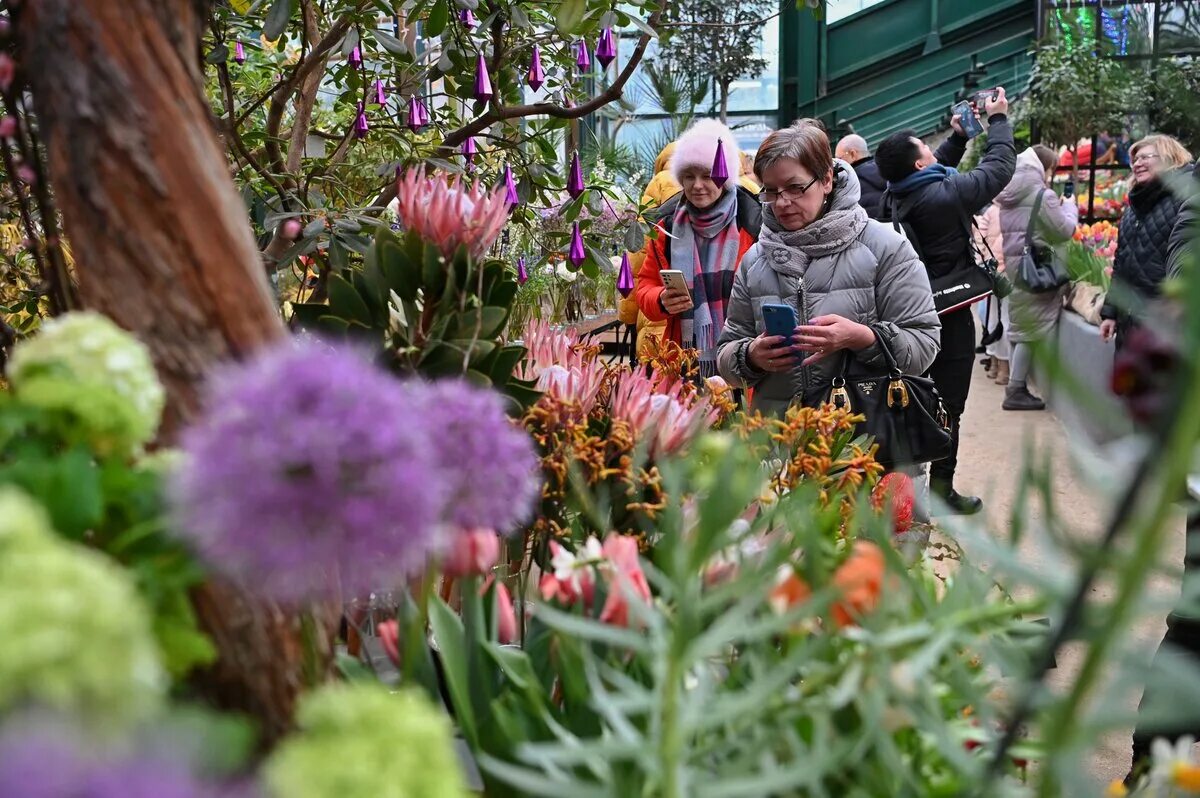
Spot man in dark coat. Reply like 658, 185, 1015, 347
835, 134, 887, 219
875, 89, 1017, 515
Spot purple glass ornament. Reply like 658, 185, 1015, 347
354, 102, 369, 139
503, 165, 520, 206
568, 222, 586, 268
527, 44, 546, 92
710, 138, 730, 183
617, 251, 634, 297
575, 40, 591, 72
460, 8, 477, 28
349, 44, 363, 69
374, 79, 387, 106
595, 28, 616, 69
517, 256, 529, 285
234, 40, 246, 65
407, 95, 425, 132
462, 136, 477, 161
567, 152, 585, 199
417, 97, 431, 126
474, 54, 493, 103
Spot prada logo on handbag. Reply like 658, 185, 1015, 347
860, 382, 877, 396
887, 379, 910, 409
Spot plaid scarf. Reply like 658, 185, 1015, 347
670, 189, 740, 375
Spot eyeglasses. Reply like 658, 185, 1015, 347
1133, 152, 1160, 164
758, 175, 819, 204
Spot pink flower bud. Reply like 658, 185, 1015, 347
376, 620, 401, 667
0, 115, 16, 139
16, 163, 35, 186
483, 577, 518, 644
281, 218, 303, 240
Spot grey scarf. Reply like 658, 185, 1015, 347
758, 169, 870, 279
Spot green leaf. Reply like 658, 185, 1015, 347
456, 307, 509, 339
206, 45, 229, 65
428, 599, 478, 745
341, 27, 360, 57
374, 29, 409, 56
327, 274, 374, 327
624, 222, 646, 252
627, 14, 657, 38
263, 0, 292, 41
378, 239, 419, 301
555, 0, 587, 36
426, 0, 449, 37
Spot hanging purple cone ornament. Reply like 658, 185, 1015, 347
617, 251, 634, 297
503, 165, 520, 206
374, 79, 387, 106
474, 54, 493, 103
517, 256, 529, 284
568, 222, 586, 268
575, 40, 591, 72
234, 40, 246, 65
417, 97, 431, 126
710, 138, 731, 184
460, 8, 477, 28
567, 152, 585, 198
407, 95, 425, 131
595, 28, 616, 69
354, 102, 369, 139
462, 136, 477, 161
349, 44, 363, 69
527, 44, 546, 92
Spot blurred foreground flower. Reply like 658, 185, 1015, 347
871, 473, 915, 534
0, 488, 163, 724
264, 684, 467, 798
395, 167, 508, 261
1111, 326, 1180, 427
540, 534, 650, 628
171, 341, 539, 603
7, 311, 165, 455
0, 718, 252, 798
442, 527, 501, 578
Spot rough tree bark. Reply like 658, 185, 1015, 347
18, 0, 331, 744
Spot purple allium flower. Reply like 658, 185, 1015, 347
402, 379, 540, 535
170, 340, 447, 604
0, 720, 255, 798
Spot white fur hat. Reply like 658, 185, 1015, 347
669, 118, 739, 189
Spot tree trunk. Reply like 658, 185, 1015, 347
18, 0, 330, 744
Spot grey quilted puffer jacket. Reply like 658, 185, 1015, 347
716, 167, 941, 417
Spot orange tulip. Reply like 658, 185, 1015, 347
768, 569, 812, 615
831, 541, 885, 628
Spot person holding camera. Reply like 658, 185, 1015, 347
875, 88, 1016, 515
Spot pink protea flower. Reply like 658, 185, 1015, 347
516, 320, 585, 380
610, 367, 716, 457
395, 167, 509, 261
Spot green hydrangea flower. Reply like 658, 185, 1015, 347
7, 311, 165, 455
266, 684, 467, 798
0, 487, 165, 724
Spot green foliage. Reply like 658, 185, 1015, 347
1066, 239, 1111, 289
1151, 58, 1200, 154
292, 226, 538, 406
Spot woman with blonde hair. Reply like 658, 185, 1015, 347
1100, 134, 1195, 348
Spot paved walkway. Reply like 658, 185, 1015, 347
953, 362, 1186, 787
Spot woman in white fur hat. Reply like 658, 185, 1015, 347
634, 118, 762, 377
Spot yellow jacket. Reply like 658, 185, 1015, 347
619, 144, 682, 357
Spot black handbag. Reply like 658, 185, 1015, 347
825, 328, 953, 468
1015, 191, 1070, 294
890, 197, 1011, 315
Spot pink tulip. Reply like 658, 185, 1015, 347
442, 527, 501, 577
376, 620, 401, 667
281, 218, 303, 240
598, 534, 652, 628
394, 167, 509, 261
483, 577, 518, 644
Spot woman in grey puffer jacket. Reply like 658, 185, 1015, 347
716, 121, 941, 417
993, 145, 1077, 411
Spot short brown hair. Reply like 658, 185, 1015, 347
754, 119, 833, 183
1130, 134, 1193, 169
1032, 144, 1058, 174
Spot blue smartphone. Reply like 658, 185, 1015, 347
761, 303, 797, 341
953, 100, 984, 138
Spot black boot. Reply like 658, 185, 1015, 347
1003, 385, 1046, 412
931, 486, 983, 516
